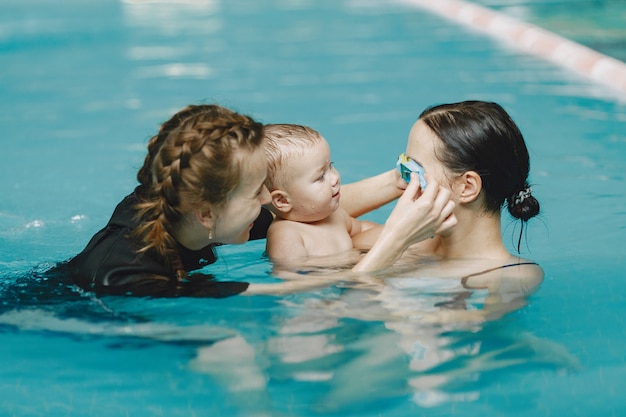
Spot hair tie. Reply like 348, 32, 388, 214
513, 187, 532, 205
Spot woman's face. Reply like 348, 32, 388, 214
405, 120, 452, 191
213, 147, 271, 244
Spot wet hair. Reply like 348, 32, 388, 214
133, 104, 264, 279
263, 124, 324, 190
419, 101, 540, 247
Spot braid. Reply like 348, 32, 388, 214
137, 105, 204, 188
132, 105, 264, 280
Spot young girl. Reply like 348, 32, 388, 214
65, 104, 271, 297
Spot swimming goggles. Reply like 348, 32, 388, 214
396, 153, 427, 189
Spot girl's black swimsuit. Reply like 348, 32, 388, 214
56, 189, 273, 298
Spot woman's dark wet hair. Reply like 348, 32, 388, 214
419, 101, 540, 248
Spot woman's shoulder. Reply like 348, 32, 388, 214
462, 258, 544, 296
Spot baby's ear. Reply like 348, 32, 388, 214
270, 189, 292, 213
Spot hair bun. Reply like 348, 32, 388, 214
508, 187, 540, 221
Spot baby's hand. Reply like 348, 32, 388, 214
394, 168, 409, 192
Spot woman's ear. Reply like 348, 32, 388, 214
270, 189, 292, 213
457, 171, 482, 203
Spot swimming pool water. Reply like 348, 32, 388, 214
1, 0, 625, 416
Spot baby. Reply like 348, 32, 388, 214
263, 124, 377, 267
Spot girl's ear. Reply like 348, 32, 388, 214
270, 189, 292, 213
195, 207, 214, 229
457, 171, 482, 203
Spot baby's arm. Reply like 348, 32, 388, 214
341, 169, 405, 218
344, 210, 379, 250
346, 214, 377, 236
351, 225, 383, 250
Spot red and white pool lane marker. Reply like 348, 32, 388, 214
397, 0, 626, 96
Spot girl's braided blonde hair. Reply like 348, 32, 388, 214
133, 104, 264, 279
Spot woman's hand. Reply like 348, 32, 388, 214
385, 172, 456, 245
353, 173, 456, 273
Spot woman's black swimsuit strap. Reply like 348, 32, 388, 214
461, 262, 539, 284
436, 262, 539, 309
64, 189, 273, 298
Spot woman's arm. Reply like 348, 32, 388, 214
352, 173, 456, 273
245, 278, 337, 295
341, 169, 405, 218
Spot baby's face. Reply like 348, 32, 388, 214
282, 139, 341, 223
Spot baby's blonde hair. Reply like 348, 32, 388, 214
263, 124, 324, 190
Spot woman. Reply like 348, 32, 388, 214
355, 100, 543, 302
63, 104, 452, 297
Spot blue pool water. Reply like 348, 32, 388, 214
1, 0, 625, 416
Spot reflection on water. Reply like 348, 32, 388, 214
0, 262, 581, 415
121, 0, 221, 80
2, 0, 618, 415
185, 273, 581, 415
121, 0, 220, 33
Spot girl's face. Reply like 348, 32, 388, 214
282, 139, 341, 223
213, 147, 271, 244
